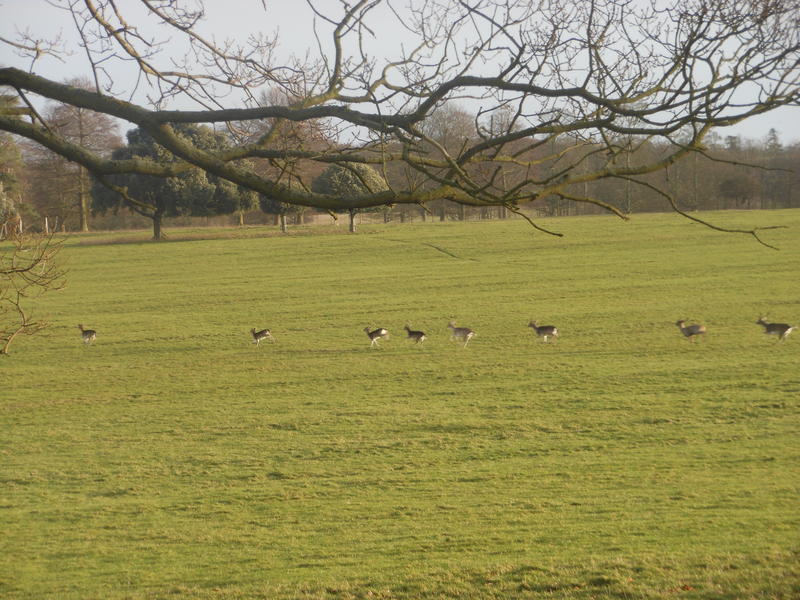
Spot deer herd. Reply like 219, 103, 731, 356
76, 316, 795, 348
672, 317, 796, 343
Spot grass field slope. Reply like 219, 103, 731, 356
2, 210, 799, 599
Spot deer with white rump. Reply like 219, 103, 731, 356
756, 317, 795, 341
528, 320, 559, 343
447, 321, 475, 347
364, 326, 389, 348
404, 325, 426, 344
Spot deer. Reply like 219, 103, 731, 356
251, 327, 274, 346
675, 319, 706, 342
404, 325, 426, 344
447, 321, 475, 347
78, 324, 97, 345
528, 320, 559, 343
756, 317, 795, 341
364, 326, 389, 348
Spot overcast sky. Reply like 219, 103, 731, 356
1, 0, 798, 144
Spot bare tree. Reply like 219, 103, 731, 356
20, 138, 74, 230
15, 79, 121, 232
0, 94, 26, 218
249, 87, 332, 231
45, 78, 122, 231
1, 0, 798, 246
0, 132, 23, 215
0, 220, 66, 355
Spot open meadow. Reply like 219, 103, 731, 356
1, 210, 799, 599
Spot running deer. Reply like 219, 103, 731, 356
447, 321, 475, 347
404, 325, 426, 344
251, 327, 274, 346
78, 324, 97, 345
756, 317, 795, 341
364, 326, 389, 348
675, 319, 706, 342
528, 320, 559, 343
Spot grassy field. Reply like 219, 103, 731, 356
1, 210, 799, 599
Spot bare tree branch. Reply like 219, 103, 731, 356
0, 0, 797, 238
0, 221, 67, 355
622, 175, 787, 250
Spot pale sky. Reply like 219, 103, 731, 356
1, 0, 798, 144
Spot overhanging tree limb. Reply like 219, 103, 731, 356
0, 0, 797, 237
621, 175, 787, 250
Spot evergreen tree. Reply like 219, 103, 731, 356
92, 124, 257, 239
311, 163, 389, 232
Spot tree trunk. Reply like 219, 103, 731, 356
439, 204, 446, 222
348, 209, 357, 233
78, 167, 90, 232
238, 210, 245, 227
279, 212, 287, 233
624, 151, 632, 213
153, 211, 163, 240
458, 203, 466, 221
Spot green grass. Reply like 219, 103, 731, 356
2, 210, 799, 599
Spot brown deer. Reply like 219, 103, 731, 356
528, 320, 559, 343
404, 325, 426, 344
364, 326, 389, 348
756, 317, 795, 341
675, 320, 706, 342
251, 328, 274, 346
78, 324, 97, 345
447, 321, 475, 347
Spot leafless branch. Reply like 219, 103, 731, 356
1, 221, 67, 355
0, 0, 796, 236
622, 176, 786, 250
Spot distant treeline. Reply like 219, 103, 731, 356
4, 119, 798, 233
